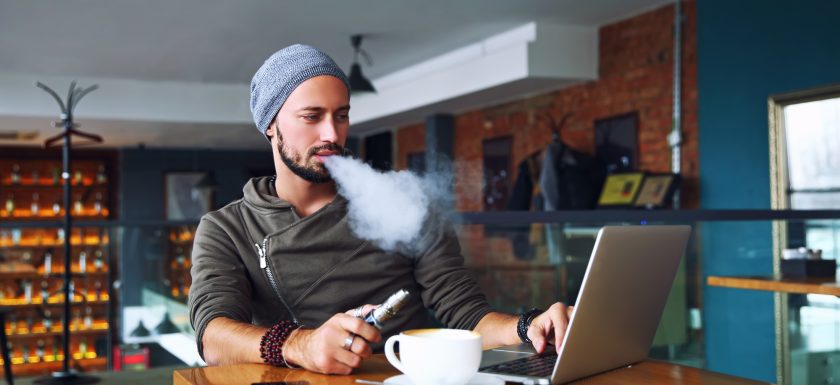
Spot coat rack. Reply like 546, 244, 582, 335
34, 81, 102, 385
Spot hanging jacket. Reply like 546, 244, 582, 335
188, 176, 492, 358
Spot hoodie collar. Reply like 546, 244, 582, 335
242, 176, 347, 213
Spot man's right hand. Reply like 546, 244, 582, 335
283, 312, 382, 374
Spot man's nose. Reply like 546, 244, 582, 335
319, 119, 338, 143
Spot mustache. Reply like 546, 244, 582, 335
308, 143, 348, 157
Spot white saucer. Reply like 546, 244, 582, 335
383, 373, 504, 385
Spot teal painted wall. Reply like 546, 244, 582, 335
698, 0, 840, 382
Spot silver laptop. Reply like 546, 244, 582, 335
479, 225, 691, 384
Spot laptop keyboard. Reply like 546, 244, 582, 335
480, 352, 558, 377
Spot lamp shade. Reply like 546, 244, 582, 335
348, 63, 376, 93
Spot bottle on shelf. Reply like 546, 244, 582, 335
52, 197, 61, 216
36, 340, 45, 361
42, 251, 53, 275
57, 229, 65, 245
94, 280, 103, 301
73, 194, 83, 215
10, 163, 21, 185
31, 169, 40, 185
72, 308, 81, 330
93, 249, 104, 272
83, 306, 93, 329
94, 192, 103, 215
78, 250, 87, 274
23, 279, 32, 304
4, 193, 14, 215
40, 280, 50, 304
8, 314, 16, 334
22, 251, 32, 266
43, 310, 53, 332
96, 164, 107, 185
11, 228, 21, 246
51, 166, 61, 186
22, 344, 29, 363
73, 170, 83, 186
25, 315, 33, 333
31, 192, 40, 216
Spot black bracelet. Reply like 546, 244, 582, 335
517, 308, 543, 344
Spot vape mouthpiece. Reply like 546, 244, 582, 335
366, 289, 410, 328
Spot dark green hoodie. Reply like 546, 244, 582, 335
188, 176, 492, 358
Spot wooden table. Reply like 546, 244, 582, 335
173, 355, 771, 385
707, 275, 840, 296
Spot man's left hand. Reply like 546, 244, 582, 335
526, 302, 575, 354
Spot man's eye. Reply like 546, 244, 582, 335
302, 114, 319, 121
336, 114, 350, 122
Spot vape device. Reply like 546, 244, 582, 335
363, 289, 410, 329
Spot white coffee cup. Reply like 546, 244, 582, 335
384, 329, 482, 385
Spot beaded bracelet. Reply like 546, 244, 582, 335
259, 320, 301, 368
517, 308, 543, 344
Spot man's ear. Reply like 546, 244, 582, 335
266, 124, 275, 138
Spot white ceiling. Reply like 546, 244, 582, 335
0, 0, 672, 149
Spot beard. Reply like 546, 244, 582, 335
277, 139, 343, 184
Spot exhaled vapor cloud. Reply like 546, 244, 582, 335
324, 156, 452, 254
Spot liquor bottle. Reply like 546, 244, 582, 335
25, 315, 33, 333
11, 228, 21, 246
93, 192, 103, 215
57, 229, 65, 245
22, 345, 29, 363
83, 306, 93, 329
10, 164, 21, 185
43, 310, 53, 331
40, 280, 50, 304
43, 251, 53, 275
52, 340, 59, 361
95, 164, 107, 184
78, 251, 87, 274
32, 169, 40, 185
93, 250, 104, 271
79, 338, 88, 357
69, 280, 76, 303
31, 192, 40, 215
4, 193, 13, 215
22, 251, 32, 265
36, 340, 45, 361
23, 280, 32, 304
73, 194, 83, 214
51, 166, 60, 186
52, 198, 61, 215
94, 280, 103, 301
72, 308, 81, 330
73, 170, 83, 185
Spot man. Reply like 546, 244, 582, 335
189, 44, 573, 375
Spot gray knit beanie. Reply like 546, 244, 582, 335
250, 44, 350, 139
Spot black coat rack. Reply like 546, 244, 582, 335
34, 81, 102, 385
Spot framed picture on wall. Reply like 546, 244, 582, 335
165, 172, 213, 220
597, 172, 645, 208
634, 173, 679, 209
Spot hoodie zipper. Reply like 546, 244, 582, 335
255, 238, 299, 324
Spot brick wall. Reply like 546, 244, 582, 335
395, 1, 698, 211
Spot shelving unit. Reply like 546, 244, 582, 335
0, 154, 117, 377
165, 226, 195, 303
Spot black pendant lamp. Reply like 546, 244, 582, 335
348, 35, 376, 93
